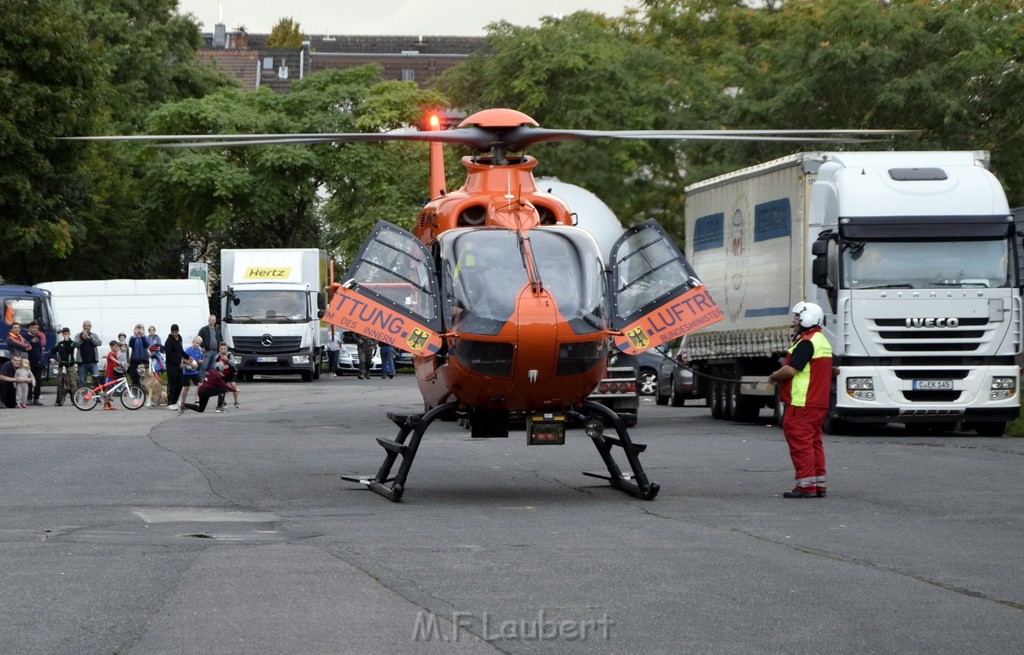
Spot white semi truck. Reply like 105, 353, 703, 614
220, 249, 329, 382
684, 151, 1021, 435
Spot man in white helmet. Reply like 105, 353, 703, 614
768, 301, 833, 498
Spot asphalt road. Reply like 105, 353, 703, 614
1, 374, 1022, 654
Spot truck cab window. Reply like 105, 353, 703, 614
843, 239, 1011, 289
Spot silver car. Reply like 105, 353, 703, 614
333, 332, 382, 376
655, 344, 697, 407
609, 347, 671, 397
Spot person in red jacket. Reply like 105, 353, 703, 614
768, 302, 834, 498
102, 340, 125, 410
178, 366, 238, 414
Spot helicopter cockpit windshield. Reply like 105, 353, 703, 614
531, 227, 606, 334
441, 230, 526, 335
439, 228, 606, 336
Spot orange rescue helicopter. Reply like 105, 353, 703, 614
68, 109, 908, 501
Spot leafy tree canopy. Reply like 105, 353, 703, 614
0, 0, 104, 283
0, 0, 233, 284
142, 66, 446, 268
640, 0, 1024, 201
267, 17, 304, 48
438, 11, 685, 231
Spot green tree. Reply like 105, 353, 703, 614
267, 17, 304, 48
438, 12, 685, 231
0, 0, 233, 283
0, 0, 104, 283
142, 66, 446, 266
641, 0, 1024, 201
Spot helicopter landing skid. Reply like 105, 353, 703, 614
341, 402, 459, 502
572, 400, 660, 500
343, 399, 659, 502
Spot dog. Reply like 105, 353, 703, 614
138, 363, 168, 407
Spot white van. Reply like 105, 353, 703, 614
35, 279, 211, 358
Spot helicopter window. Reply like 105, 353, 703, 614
439, 230, 528, 336
350, 225, 437, 323
613, 225, 697, 320
530, 228, 607, 334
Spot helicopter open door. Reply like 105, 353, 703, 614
609, 219, 724, 355
323, 221, 443, 357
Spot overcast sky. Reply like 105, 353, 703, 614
176, 0, 640, 36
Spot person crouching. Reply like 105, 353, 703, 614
179, 365, 238, 415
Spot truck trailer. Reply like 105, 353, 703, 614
684, 151, 1021, 435
220, 249, 328, 382
35, 279, 210, 359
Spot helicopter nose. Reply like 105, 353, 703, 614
514, 293, 560, 387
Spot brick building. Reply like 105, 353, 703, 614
198, 25, 486, 93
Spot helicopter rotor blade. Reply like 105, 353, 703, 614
61, 126, 919, 151
497, 127, 920, 150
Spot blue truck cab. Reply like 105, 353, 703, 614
0, 286, 59, 370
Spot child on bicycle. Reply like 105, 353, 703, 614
103, 340, 124, 410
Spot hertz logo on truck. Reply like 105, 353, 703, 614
244, 267, 292, 280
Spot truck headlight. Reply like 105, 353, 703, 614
990, 376, 1016, 400
846, 377, 874, 400
292, 355, 310, 365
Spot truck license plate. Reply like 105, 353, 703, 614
912, 380, 953, 390
257, 356, 277, 363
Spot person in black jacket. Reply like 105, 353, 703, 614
73, 321, 102, 387
24, 321, 47, 405
164, 324, 185, 409
126, 324, 150, 387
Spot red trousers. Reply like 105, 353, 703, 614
782, 405, 827, 483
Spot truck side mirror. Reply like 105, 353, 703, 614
316, 292, 326, 319
811, 236, 831, 289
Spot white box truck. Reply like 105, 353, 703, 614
35, 279, 210, 358
684, 151, 1021, 435
220, 249, 328, 382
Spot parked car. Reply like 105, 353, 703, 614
655, 343, 698, 406
333, 331, 382, 376
394, 349, 414, 369
608, 346, 672, 396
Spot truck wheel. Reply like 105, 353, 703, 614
823, 414, 852, 435
709, 381, 724, 419
975, 422, 1006, 437
670, 384, 686, 407
655, 388, 669, 405
723, 382, 738, 420
301, 370, 313, 382
773, 396, 784, 428
313, 360, 321, 380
